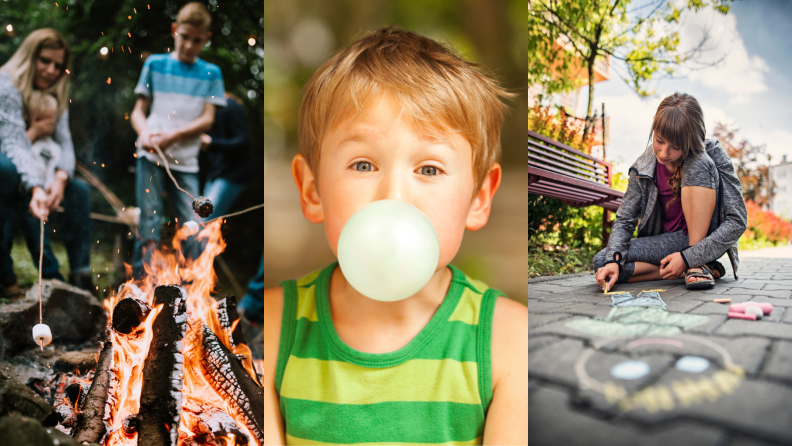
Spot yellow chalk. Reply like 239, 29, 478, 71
604, 291, 629, 295
643, 289, 666, 292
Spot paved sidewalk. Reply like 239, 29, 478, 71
528, 255, 792, 446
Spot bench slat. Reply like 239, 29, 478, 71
528, 150, 608, 183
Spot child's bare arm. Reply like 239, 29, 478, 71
483, 297, 528, 445
264, 287, 286, 445
175, 102, 216, 141
131, 96, 150, 137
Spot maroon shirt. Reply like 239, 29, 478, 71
656, 162, 688, 234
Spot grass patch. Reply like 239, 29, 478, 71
528, 242, 598, 279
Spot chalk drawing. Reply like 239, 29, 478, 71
574, 334, 745, 413
611, 291, 666, 307
565, 306, 710, 337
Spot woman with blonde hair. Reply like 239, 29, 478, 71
0, 28, 94, 299
594, 92, 748, 291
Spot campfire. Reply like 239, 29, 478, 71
45, 220, 263, 446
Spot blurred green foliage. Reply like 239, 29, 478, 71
0, 0, 264, 281
263, 0, 527, 167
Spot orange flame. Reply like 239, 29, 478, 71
103, 220, 257, 445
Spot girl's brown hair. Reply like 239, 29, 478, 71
0, 28, 71, 119
649, 92, 707, 205
298, 26, 515, 197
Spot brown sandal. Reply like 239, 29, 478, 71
685, 264, 715, 290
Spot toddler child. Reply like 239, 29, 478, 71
25, 91, 61, 189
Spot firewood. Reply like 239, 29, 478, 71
112, 296, 152, 334
200, 325, 264, 445
216, 296, 263, 388
182, 399, 249, 445
137, 285, 187, 446
72, 338, 114, 443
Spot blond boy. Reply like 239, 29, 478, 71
263, 27, 528, 445
130, 2, 225, 277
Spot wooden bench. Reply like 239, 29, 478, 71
528, 129, 624, 245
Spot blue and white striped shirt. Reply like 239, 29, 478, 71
134, 53, 225, 173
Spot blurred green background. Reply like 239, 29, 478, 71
263, 0, 527, 304
1, 0, 263, 295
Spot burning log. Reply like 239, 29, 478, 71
137, 285, 187, 446
201, 325, 264, 445
72, 338, 114, 443
216, 296, 263, 388
182, 400, 249, 445
112, 296, 152, 334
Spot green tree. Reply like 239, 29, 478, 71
529, 0, 732, 141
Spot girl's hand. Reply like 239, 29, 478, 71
660, 252, 686, 279
596, 263, 620, 291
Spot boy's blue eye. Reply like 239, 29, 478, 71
355, 161, 373, 172
420, 166, 438, 176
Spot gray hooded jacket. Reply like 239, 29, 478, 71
604, 139, 748, 279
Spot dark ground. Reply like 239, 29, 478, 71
529, 254, 792, 446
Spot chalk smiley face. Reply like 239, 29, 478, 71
576, 334, 745, 413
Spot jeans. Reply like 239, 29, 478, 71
202, 177, 247, 221
0, 152, 92, 282
239, 252, 264, 323
133, 157, 200, 277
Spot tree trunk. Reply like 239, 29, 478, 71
582, 57, 596, 143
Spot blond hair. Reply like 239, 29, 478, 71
299, 26, 514, 196
26, 91, 58, 126
0, 28, 71, 119
649, 92, 706, 206
176, 2, 212, 32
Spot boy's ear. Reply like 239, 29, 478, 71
292, 154, 325, 224
171, 23, 177, 35
465, 163, 502, 231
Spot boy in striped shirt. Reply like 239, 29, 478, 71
264, 27, 528, 445
130, 2, 225, 277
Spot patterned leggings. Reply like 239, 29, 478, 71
593, 230, 690, 284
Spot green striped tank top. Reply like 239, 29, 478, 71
275, 262, 504, 445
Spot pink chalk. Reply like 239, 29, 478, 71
728, 312, 756, 321
729, 302, 773, 315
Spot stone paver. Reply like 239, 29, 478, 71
529, 255, 792, 445
529, 387, 726, 446
761, 341, 792, 385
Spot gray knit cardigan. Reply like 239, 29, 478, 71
0, 73, 75, 192
604, 139, 748, 279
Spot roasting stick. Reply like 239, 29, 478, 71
38, 218, 43, 348
32, 217, 52, 351
150, 143, 265, 224
151, 143, 196, 200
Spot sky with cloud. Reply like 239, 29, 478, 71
589, 0, 792, 175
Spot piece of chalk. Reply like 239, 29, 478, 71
713, 298, 731, 303
32, 323, 52, 346
183, 221, 199, 236
730, 302, 773, 315
728, 312, 756, 321
744, 306, 763, 319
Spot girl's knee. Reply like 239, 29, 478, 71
593, 249, 608, 270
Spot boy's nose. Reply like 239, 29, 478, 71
377, 173, 407, 202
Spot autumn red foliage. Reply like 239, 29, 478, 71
744, 200, 792, 245
528, 104, 597, 154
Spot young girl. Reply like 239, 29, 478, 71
594, 92, 748, 291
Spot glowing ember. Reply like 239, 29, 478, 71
100, 220, 260, 445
